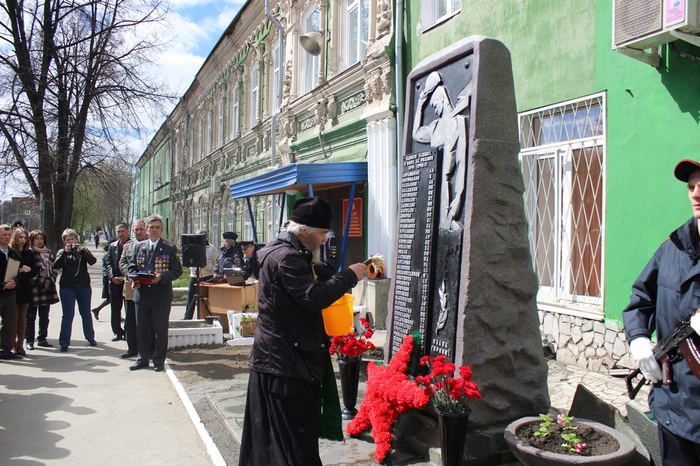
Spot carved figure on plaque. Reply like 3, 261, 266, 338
412, 70, 470, 230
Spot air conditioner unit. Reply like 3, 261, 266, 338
613, 0, 700, 51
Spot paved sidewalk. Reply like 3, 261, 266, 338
0, 243, 218, 465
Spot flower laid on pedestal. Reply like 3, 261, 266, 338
346, 333, 431, 463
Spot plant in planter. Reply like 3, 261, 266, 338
237, 314, 257, 337
414, 354, 482, 466
504, 414, 636, 466
329, 317, 375, 419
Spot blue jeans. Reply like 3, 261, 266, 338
59, 286, 94, 348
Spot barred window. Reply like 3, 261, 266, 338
519, 93, 605, 314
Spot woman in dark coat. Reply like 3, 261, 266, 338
54, 228, 97, 352
9, 228, 38, 355
26, 230, 59, 350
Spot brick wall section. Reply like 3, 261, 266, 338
539, 310, 635, 372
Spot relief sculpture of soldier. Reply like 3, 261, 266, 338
412, 65, 472, 230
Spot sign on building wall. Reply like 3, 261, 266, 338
343, 198, 362, 237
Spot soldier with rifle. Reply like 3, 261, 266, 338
624, 158, 700, 465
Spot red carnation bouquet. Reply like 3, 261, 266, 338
329, 317, 375, 361
415, 354, 482, 414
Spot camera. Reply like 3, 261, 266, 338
69, 244, 79, 252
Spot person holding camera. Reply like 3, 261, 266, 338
53, 228, 97, 352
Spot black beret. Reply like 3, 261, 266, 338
222, 231, 238, 241
290, 197, 332, 229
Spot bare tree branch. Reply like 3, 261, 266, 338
0, 0, 175, 248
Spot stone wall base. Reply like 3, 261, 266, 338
539, 310, 634, 372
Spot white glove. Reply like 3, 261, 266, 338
630, 337, 662, 384
691, 313, 700, 335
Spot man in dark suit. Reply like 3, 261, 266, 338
127, 214, 182, 372
0, 224, 22, 359
106, 223, 129, 342
119, 219, 147, 358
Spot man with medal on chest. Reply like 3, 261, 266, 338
127, 214, 182, 372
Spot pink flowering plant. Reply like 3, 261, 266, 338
414, 354, 482, 414
534, 414, 587, 454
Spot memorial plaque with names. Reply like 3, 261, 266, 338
389, 149, 440, 358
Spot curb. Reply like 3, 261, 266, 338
166, 362, 227, 466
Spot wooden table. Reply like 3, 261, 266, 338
197, 282, 258, 331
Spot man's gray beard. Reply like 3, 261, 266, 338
299, 236, 322, 264
311, 245, 321, 264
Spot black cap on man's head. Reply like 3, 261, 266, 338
222, 231, 238, 241
674, 159, 700, 182
290, 197, 332, 229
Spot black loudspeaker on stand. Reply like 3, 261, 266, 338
182, 233, 207, 267
181, 233, 211, 319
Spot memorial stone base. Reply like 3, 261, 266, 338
394, 411, 518, 465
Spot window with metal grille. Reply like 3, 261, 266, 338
519, 93, 606, 314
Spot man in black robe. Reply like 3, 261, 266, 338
239, 197, 365, 465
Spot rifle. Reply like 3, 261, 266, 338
625, 309, 700, 399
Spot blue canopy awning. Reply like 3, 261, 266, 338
229, 162, 368, 199
229, 161, 368, 271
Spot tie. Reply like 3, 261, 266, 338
149, 243, 155, 262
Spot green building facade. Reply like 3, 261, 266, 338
403, 0, 700, 370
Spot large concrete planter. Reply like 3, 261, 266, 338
504, 416, 635, 466
168, 319, 223, 348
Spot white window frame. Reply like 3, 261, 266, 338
231, 83, 239, 140
218, 97, 225, 147
420, 0, 460, 30
272, 39, 281, 114
188, 126, 194, 167
249, 63, 259, 129
301, 7, 320, 95
197, 117, 204, 162
206, 109, 213, 155
519, 93, 606, 319
342, 0, 369, 70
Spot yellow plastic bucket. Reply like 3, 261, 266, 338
322, 293, 354, 336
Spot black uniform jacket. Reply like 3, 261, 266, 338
623, 217, 700, 443
248, 231, 358, 384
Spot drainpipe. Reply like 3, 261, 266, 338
265, 0, 284, 168
394, 0, 404, 192
180, 101, 189, 233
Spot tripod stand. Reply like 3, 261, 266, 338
184, 267, 212, 319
